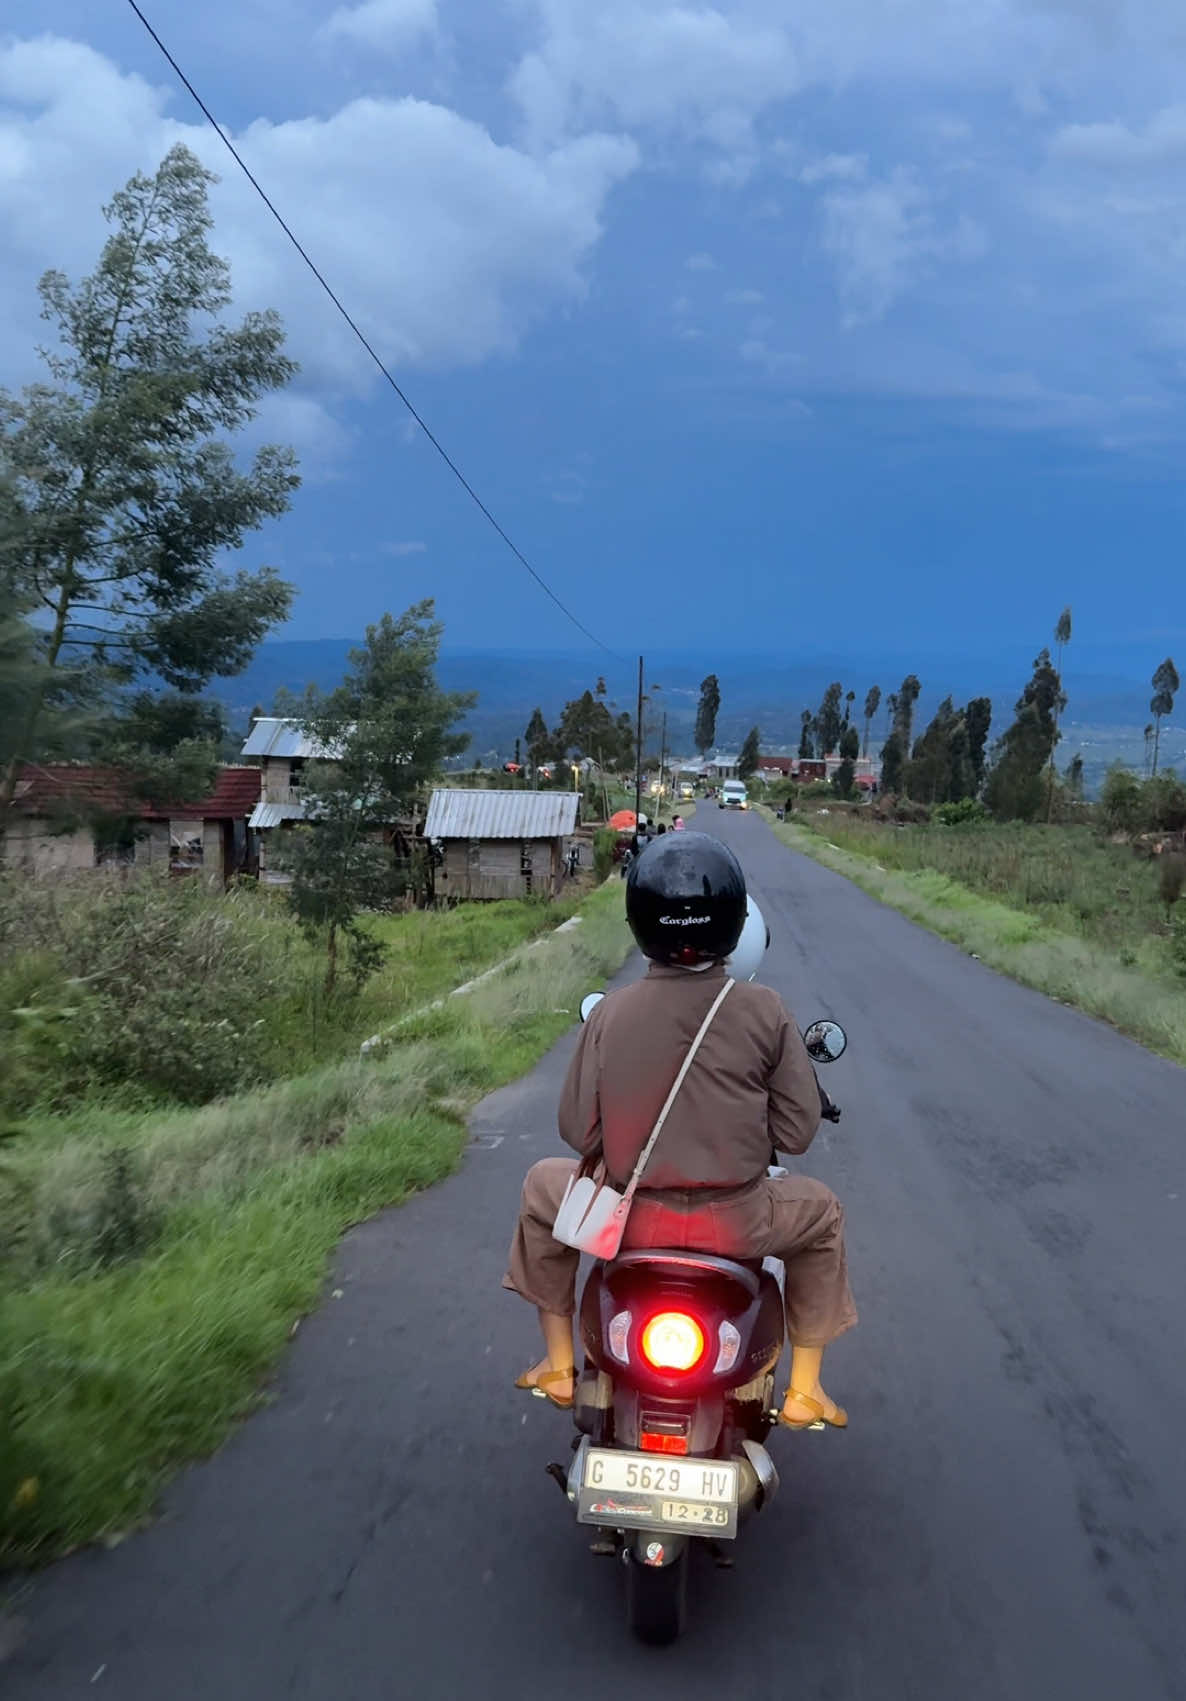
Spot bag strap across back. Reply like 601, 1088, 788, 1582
618, 978, 735, 1212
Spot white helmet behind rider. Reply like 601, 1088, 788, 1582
725, 897, 769, 982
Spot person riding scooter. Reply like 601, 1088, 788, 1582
504, 831, 856, 1431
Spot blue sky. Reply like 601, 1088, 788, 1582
2, 0, 1185, 663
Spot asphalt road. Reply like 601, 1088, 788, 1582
5, 809, 1185, 1699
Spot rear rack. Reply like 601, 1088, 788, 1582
608, 1250, 761, 1298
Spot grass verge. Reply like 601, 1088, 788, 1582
765, 811, 1186, 1066
0, 880, 633, 1566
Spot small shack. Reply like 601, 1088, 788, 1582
424, 789, 581, 901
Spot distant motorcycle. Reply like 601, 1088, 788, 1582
544, 997, 848, 1644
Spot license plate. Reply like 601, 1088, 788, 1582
577, 1449, 739, 1540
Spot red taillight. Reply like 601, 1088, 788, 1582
640, 1311, 706, 1372
639, 1431, 690, 1456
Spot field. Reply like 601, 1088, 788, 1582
768, 809, 1186, 1064
0, 875, 634, 1564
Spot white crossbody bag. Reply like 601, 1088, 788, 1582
552, 979, 735, 1261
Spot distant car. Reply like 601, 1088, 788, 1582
719, 780, 749, 811
679, 782, 695, 800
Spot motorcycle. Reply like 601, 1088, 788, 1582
544, 986, 848, 1644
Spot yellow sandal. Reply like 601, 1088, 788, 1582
514, 1366, 576, 1410
775, 1388, 849, 1432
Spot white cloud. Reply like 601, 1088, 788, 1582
739, 337, 802, 377
510, 2, 800, 177
0, 34, 639, 406
724, 287, 764, 305
1051, 105, 1186, 166
320, 0, 437, 52
685, 251, 718, 271
799, 153, 867, 186
381, 539, 428, 555
820, 168, 988, 323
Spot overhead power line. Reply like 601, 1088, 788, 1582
124, 0, 617, 658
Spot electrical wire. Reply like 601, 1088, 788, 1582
124, 0, 618, 658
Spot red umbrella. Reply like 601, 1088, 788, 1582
609, 809, 637, 830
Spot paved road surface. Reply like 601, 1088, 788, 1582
5, 809, 1185, 1699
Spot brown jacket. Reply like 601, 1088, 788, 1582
558, 961, 821, 1192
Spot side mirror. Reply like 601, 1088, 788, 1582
579, 992, 606, 1023
803, 1019, 847, 1063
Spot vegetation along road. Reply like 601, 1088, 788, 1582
4, 808, 1184, 1699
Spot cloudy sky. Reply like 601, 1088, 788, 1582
3, 0, 1186, 660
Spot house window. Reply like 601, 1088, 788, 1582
289, 758, 305, 788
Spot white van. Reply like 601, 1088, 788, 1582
719, 780, 749, 810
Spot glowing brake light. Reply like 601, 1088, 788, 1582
639, 1431, 690, 1455
640, 1311, 706, 1372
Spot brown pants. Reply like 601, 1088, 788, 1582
503, 1156, 857, 1348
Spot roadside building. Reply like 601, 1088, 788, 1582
423, 788, 581, 900
3, 764, 262, 882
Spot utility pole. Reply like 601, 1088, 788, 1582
660, 711, 668, 819
634, 655, 644, 828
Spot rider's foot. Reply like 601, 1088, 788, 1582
515, 1359, 576, 1408
778, 1383, 847, 1429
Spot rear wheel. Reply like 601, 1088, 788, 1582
625, 1545, 689, 1645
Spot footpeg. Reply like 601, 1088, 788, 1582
545, 1462, 569, 1497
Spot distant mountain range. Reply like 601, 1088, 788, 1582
217, 639, 1183, 789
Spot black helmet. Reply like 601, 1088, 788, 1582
626, 831, 747, 964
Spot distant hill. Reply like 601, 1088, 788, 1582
216, 639, 1181, 784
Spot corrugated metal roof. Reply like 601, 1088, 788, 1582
248, 800, 307, 829
424, 789, 580, 840
240, 718, 341, 760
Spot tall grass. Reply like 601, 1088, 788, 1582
0, 880, 633, 1564
798, 814, 1170, 956
769, 814, 1186, 1064
0, 870, 581, 1121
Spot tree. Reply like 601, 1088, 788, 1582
284, 600, 474, 992
879, 675, 921, 795
893, 675, 922, 749
839, 724, 860, 761
695, 674, 721, 756
1144, 723, 1155, 777
816, 681, 844, 757
965, 697, 992, 791
524, 706, 549, 775
798, 709, 815, 760
880, 729, 905, 794
843, 689, 856, 728
1047, 606, 1072, 821
1100, 764, 1142, 835
905, 696, 958, 804
0, 144, 298, 812
984, 649, 1064, 821
738, 725, 761, 780
1065, 753, 1084, 799
862, 685, 881, 758
1150, 657, 1180, 777
555, 688, 630, 770
832, 758, 855, 798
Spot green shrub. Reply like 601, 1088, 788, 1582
593, 826, 618, 881
0, 872, 295, 1116
1172, 910, 1186, 979
934, 798, 989, 827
